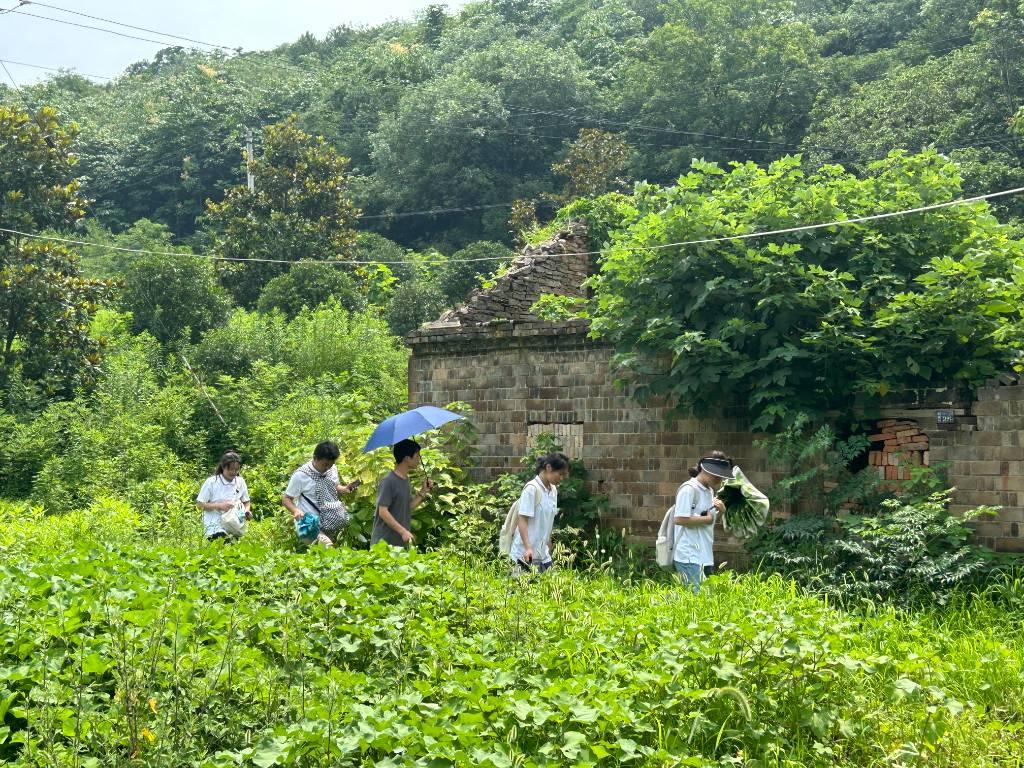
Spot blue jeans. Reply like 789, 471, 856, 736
674, 561, 704, 593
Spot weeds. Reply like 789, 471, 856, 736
0, 505, 1021, 766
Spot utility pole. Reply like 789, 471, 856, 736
246, 127, 255, 192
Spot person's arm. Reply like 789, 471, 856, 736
515, 482, 541, 562
337, 479, 361, 495
676, 514, 714, 527
197, 499, 234, 512
196, 480, 233, 512
377, 504, 414, 544
410, 478, 433, 511
240, 480, 252, 519
516, 515, 533, 563
281, 495, 303, 520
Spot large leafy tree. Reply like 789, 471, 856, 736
805, 6, 1024, 214
586, 152, 1024, 429
551, 128, 632, 202
41, 49, 315, 236
0, 105, 108, 407
437, 240, 515, 304
614, 0, 823, 181
120, 255, 233, 346
256, 261, 365, 319
303, 39, 435, 173
369, 39, 596, 243
203, 115, 360, 307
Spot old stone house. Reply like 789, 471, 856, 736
406, 222, 1024, 560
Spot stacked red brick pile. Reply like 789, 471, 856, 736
868, 420, 930, 481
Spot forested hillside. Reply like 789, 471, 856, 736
4, 0, 1024, 252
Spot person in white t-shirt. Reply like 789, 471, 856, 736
509, 452, 570, 574
196, 451, 252, 542
281, 440, 361, 547
673, 451, 733, 593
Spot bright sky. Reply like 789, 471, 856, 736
0, 0, 469, 85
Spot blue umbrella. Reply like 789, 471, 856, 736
362, 406, 465, 453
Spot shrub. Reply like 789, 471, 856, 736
384, 280, 448, 337
189, 304, 408, 412
749, 491, 998, 605
437, 241, 515, 304
256, 261, 366, 318
120, 251, 233, 344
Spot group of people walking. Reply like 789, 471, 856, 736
196, 438, 434, 549
195, 441, 733, 591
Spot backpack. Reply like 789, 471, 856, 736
498, 479, 544, 556
655, 482, 692, 568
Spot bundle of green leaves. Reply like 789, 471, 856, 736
718, 466, 770, 539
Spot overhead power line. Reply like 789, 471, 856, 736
21, 1, 238, 51
1, 184, 1021, 266
1, 59, 19, 89
0, 57, 112, 81
10, 7, 199, 48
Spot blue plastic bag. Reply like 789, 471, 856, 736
295, 512, 321, 542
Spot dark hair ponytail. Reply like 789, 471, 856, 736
216, 450, 243, 477
689, 450, 732, 478
535, 451, 570, 475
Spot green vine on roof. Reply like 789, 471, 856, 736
571, 151, 1024, 430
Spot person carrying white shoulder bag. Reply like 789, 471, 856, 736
508, 452, 570, 574
673, 451, 733, 593
196, 450, 252, 542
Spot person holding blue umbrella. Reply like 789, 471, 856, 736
363, 405, 465, 548
371, 438, 434, 548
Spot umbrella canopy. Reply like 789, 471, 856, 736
361, 406, 465, 453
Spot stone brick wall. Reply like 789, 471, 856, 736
406, 319, 769, 566
917, 382, 1024, 552
436, 221, 589, 325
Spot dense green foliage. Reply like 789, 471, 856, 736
120, 251, 233, 345
203, 117, 360, 307
747, 491, 999, 606
0, 106, 108, 406
585, 153, 1024, 429
1, 504, 1023, 765
4, 7, 1024, 760
4, 0, 1023, 248
0, 304, 411, 523
256, 262, 366, 319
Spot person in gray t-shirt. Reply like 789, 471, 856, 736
371, 438, 433, 547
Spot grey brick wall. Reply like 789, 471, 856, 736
407, 320, 769, 565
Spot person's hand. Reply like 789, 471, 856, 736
401, 529, 416, 545
523, 546, 534, 564
245, 509, 253, 520
292, 508, 304, 520
419, 478, 433, 496
712, 498, 725, 514
217, 501, 235, 511
342, 479, 361, 493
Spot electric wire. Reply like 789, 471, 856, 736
9, 7, 194, 47
0, 59, 19, 89
0, 57, 112, 80
21, 0, 238, 51
2, 184, 1021, 266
